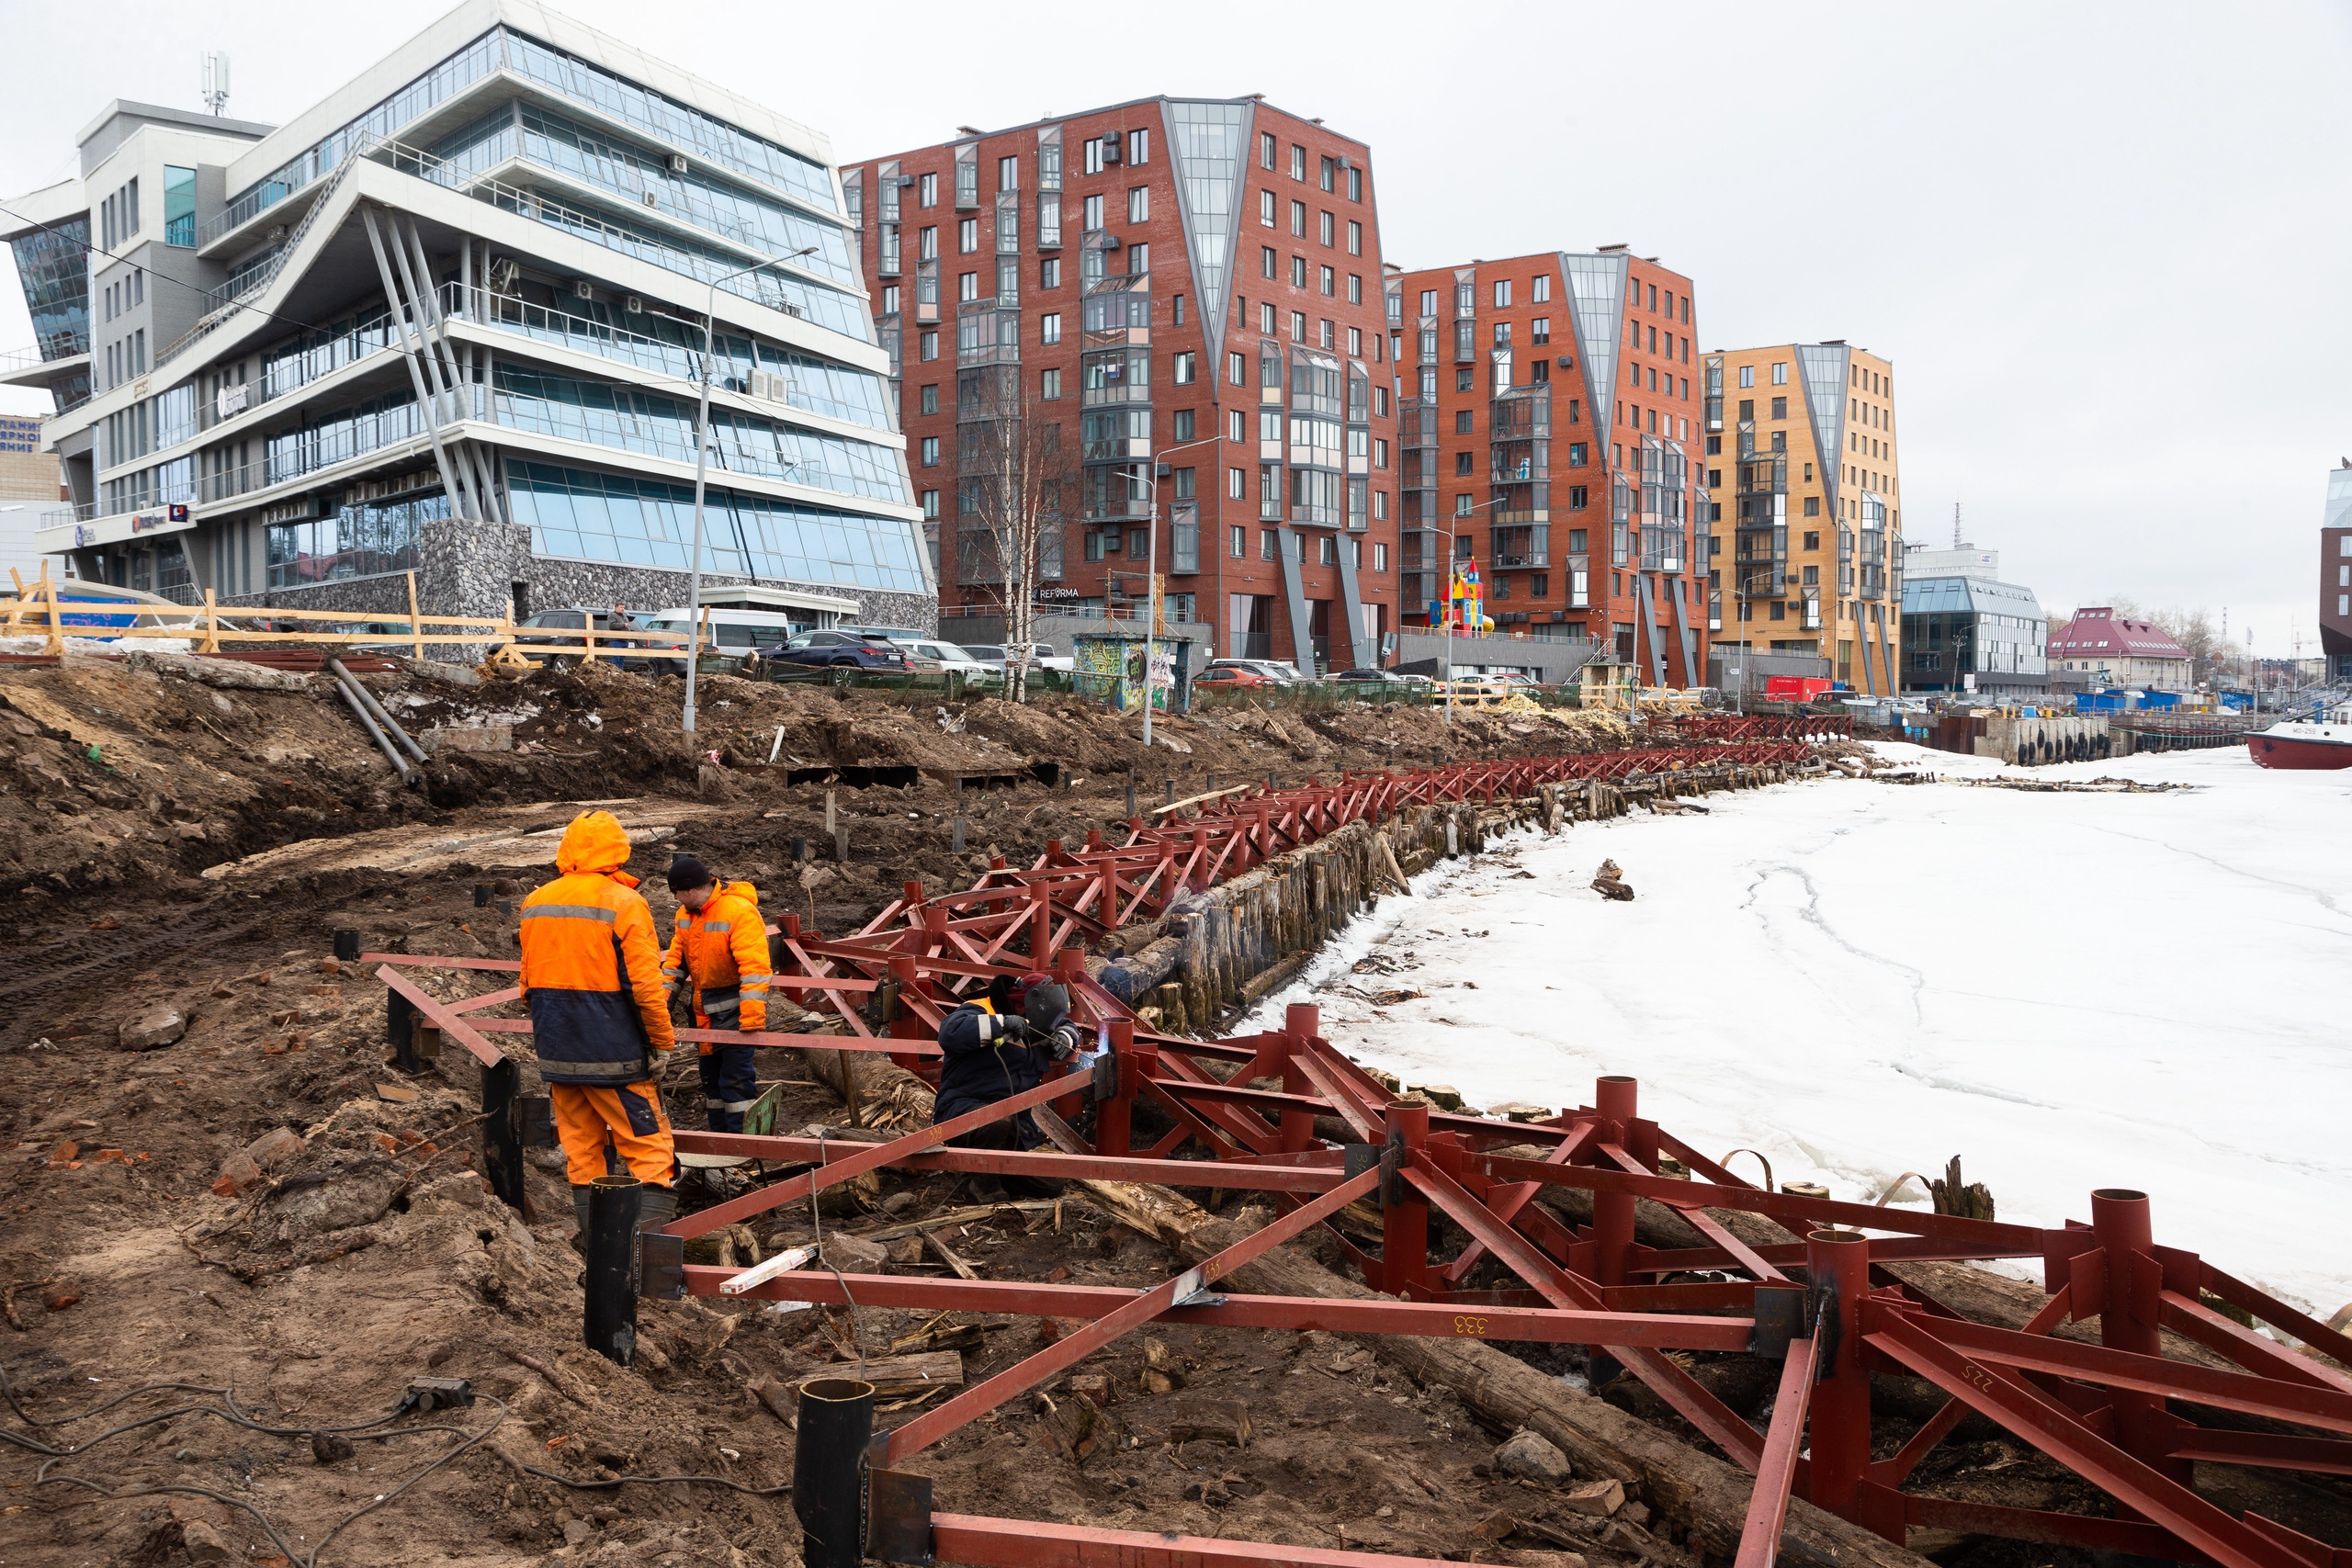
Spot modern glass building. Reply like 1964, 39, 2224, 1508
0, 0, 928, 629
1900, 572, 2048, 694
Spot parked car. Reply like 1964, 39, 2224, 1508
999, 639, 1075, 672
772, 629, 909, 670
834, 624, 930, 644
1203, 658, 1300, 684
1332, 668, 1398, 683
888, 637, 995, 678
511, 608, 686, 672
1195, 665, 1275, 688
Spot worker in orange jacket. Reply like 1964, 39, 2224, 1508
520, 809, 679, 1237
662, 854, 772, 1134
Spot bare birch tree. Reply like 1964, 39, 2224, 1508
956, 367, 1071, 702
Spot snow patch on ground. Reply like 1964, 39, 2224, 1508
1248, 742, 2352, 1318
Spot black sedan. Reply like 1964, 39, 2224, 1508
771, 629, 910, 670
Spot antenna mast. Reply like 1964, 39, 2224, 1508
201, 52, 231, 117
1951, 501, 1962, 548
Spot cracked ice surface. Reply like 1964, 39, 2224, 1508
1249, 742, 2352, 1318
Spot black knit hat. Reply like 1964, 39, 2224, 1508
666, 853, 715, 894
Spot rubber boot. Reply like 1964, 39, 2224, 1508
570, 1185, 594, 1257
637, 1184, 678, 1234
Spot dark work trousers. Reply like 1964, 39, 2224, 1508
698, 1043, 760, 1134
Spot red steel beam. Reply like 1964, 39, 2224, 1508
667, 1134, 1347, 1193
931, 1512, 1460, 1568
684, 1270, 1761, 1351
661, 1072, 1076, 1238
882, 1167, 1383, 1461
1865, 1308, 2309, 1568
1733, 1331, 1819, 1568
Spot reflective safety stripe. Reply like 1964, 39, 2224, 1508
700, 920, 733, 932
740, 982, 770, 994
661, 966, 681, 977
523, 904, 618, 923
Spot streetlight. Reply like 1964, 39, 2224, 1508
684, 243, 817, 735
1137, 432, 1223, 750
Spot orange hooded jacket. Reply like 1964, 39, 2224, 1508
664, 879, 771, 1032
519, 810, 676, 1086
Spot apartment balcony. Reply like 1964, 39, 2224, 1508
1453, 322, 1476, 364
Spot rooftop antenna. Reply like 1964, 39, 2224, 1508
201, 51, 230, 117
1951, 501, 1962, 549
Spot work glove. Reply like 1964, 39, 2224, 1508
1046, 1021, 1084, 1061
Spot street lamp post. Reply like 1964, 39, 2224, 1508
684, 245, 815, 736
1137, 433, 1223, 750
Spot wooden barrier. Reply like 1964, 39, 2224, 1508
1, 565, 712, 664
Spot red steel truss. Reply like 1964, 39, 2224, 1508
364, 748, 2352, 1568
1653, 714, 1855, 741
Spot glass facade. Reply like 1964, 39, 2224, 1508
9, 220, 90, 359
1560, 253, 1625, 436
492, 367, 904, 504
505, 459, 925, 592
1165, 101, 1247, 361
1793, 344, 1849, 513
216, 27, 840, 244
267, 490, 447, 587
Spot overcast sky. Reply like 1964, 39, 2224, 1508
3, 0, 2346, 653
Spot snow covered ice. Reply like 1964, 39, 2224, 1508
1248, 742, 2352, 1319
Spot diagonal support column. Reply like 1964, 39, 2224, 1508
1733, 1330, 1819, 1568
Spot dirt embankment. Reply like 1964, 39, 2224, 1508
0, 654, 1746, 1568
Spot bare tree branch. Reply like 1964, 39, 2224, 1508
955, 367, 1071, 703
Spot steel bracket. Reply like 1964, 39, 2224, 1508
1342, 1142, 1379, 1180
1749, 1284, 1804, 1359
519, 1094, 556, 1147
1169, 1264, 1226, 1311
866, 1468, 935, 1566
1090, 1049, 1120, 1102
639, 1229, 686, 1301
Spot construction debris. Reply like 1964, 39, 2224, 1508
1590, 859, 1634, 900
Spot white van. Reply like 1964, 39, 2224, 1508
642, 607, 805, 658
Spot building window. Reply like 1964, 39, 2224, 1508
1289, 144, 1306, 180
921, 489, 939, 518
1290, 310, 1306, 343
1260, 189, 1276, 227
1289, 199, 1306, 237
1228, 467, 1245, 499
1231, 524, 1248, 557
958, 218, 978, 253
1173, 351, 1196, 384
1261, 245, 1277, 279
1738, 365, 1754, 389
1568, 485, 1589, 510
1260, 131, 1276, 169
1040, 256, 1061, 290
1347, 274, 1363, 306
1318, 210, 1335, 247
1083, 138, 1105, 175
1319, 265, 1336, 296
1804, 497, 1820, 516
1770, 396, 1787, 420
920, 172, 938, 208
958, 271, 979, 301
1772, 362, 1789, 385
1227, 351, 1247, 387
1128, 242, 1148, 274
1082, 193, 1104, 230
920, 384, 939, 415
920, 330, 939, 360
921, 436, 939, 467
1172, 466, 1195, 501
1128, 186, 1148, 223
1041, 367, 1062, 399
163, 165, 197, 247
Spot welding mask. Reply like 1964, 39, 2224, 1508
1023, 981, 1071, 1036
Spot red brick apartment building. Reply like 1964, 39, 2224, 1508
1385, 249, 1708, 685
843, 98, 1399, 671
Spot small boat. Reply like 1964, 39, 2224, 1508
2246, 701, 2352, 770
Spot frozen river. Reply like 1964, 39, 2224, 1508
1242, 741, 2352, 1319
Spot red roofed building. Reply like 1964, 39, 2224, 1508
2048, 606, 2191, 690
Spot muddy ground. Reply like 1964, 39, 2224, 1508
5, 654, 2340, 1568
0, 653, 1674, 1568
